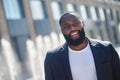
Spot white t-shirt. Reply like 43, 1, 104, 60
68, 43, 98, 80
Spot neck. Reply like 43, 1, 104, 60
68, 38, 88, 51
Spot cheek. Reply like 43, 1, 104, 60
61, 29, 70, 35
77, 26, 83, 31
64, 31, 71, 36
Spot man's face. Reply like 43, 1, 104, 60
60, 13, 85, 46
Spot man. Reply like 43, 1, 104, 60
44, 12, 120, 80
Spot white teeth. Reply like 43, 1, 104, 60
71, 31, 78, 35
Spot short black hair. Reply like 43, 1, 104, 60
59, 11, 82, 26
59, 12, 70, 26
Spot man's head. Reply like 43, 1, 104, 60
59, 12, 86, 46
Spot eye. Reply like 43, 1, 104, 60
73, 21, 81, 26
63, 25, 70, 30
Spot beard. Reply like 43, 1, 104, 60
63, 28, 86, 46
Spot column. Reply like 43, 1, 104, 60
0, 0, 20, 80
22, 0, 42, 80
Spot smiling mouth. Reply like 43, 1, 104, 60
70, 31, 80, 39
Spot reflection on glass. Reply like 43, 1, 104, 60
99, 8, 105, 21
90, 6, 97, 21
2, 0, 21, 19
80, 5, 88, 20
30, 0, 44, 20
51, 1, 62, 20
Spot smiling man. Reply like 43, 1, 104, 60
44, 12, 120, 80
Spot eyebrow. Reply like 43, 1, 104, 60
62, 19, 80, 25
72, 19, 80, 22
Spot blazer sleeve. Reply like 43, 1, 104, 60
110, 44, 120, 80
44, 52, 54, 80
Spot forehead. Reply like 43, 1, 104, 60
60, 13, 81, 24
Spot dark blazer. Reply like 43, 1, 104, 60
44, 39, 120, 80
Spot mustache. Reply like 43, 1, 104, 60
68, 30, 79, 36
65, 29, 83, 37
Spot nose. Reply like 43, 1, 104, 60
70, 25, 76, 31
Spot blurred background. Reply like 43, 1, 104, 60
0, 0, 120, 80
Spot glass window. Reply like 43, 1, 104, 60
110, 9, 114, 21
106, 9, 114, 21
30, 0, 45, 20
85, 6, 90, 18
2, 0, 23, 19
116, 10, 120, 22
80, 5, 88, 20
99, 8, 105, 21
94, 7, 100, 19
40, 0, 48, 18
90, 6, 97, 21
51, 1, 63, 20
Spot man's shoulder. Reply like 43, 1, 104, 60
47, 43, 67, 55
89, 38, 112, 47
45, 43, 67, 61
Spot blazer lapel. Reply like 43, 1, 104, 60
89, 40, 104, 80
60, 43, 73, 80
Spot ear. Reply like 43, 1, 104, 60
81, 21, 85, 27
61, 27, 64, 33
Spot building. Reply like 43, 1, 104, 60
0, 0, 120, 80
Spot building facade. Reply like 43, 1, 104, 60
0, 0, 120, 80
